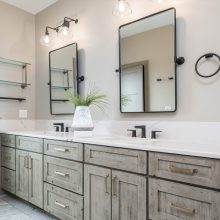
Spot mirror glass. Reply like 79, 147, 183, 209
49, 43, 78, 115
119, 8, 176, 113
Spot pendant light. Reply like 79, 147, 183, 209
113, 0, 132, 18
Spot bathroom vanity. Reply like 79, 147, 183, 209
1, 132, 220, 220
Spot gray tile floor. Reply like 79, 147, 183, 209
0, 194, 57, 220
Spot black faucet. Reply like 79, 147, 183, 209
53, 123, 64, 132
127, 129, 137, 137
134, 125, 146, 138
151, 131, 162, 139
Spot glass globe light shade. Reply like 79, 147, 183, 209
113, 0, 132, 18
40, 34, 50, 47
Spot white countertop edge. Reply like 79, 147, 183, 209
1, 131, 220, 160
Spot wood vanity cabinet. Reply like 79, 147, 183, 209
149, 152, 220, 220
1, 134, 16, 194
84, 144, 147, 220
15, 136, 44, 209
2, 133, 220, 220
43, 139, 84, 220
16, 149, 43, 208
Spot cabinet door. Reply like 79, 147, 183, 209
16, 150, 29, 201
84, 165, 111, 220
28, 152, 43, 208
112, 170, 147, 220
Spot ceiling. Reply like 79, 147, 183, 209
0, 0, 58, 14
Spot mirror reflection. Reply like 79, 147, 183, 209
49, 43, 78, 115
119, 8, 176, 113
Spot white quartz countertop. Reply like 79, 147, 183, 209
2, 130, 220, 159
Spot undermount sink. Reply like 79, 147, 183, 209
96, 136, 152, 145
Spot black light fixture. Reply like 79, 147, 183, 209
40, 17, 78, 47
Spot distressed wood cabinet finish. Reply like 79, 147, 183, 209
16, 149, 43, 208
44, 155, 83, 194
28, 152, 43, 208
16, 149, 29, 201
44, 183, 83, 220
149, 178, 220, 220
16, 136, 43, 153
1, 167, 15, 194
1, 134, 15, 148
112, 170, 147, 220
2, 132, 220, 220
149, 152, 220, 189
84, 144, 147, 174
84, 165, 112, 220
1, 146, 15, 170
44, 139, 83, 161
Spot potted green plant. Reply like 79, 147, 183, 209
66, 88, 107, 137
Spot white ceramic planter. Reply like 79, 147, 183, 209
72, 106, 94, 135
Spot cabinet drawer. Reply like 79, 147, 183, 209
44, 139, 83, 161
85, 144, 147, 174
1, 134, 15, 148
16, 136, 43, 153
1, 146, 15, 170
1, 167, 15, 194
149, 178, 220, 220
149, 152, 220, 189
44, 156, 83, 194
44, 183, 83, 220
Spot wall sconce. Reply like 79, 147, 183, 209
113, 0, 132, 18
40, 17, 78, 47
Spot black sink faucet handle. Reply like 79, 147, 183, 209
54, 126, 60, 132
151, 131, 162, 139
127, 129, 137, 137
53, 123, 64, 132
134, 125, 146, 138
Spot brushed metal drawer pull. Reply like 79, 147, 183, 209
170, 202, 197, 215
105, 174, 110, 194
54, 148, 69, 152
24, 156, 29, 168
55, 171, 69, 177
169, 165, 198, 175
55, 200, 68, 209
112, 176, 118, 197
29, 156, 32, 169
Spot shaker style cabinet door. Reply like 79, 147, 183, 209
28, 152, 43, 208
84, 165, 112, 220
16, 150, 29, 201
112, 170, 147, 220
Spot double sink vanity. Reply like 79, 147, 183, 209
1, 131, 220, 220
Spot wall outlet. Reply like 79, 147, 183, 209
19, 110, 28, 119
